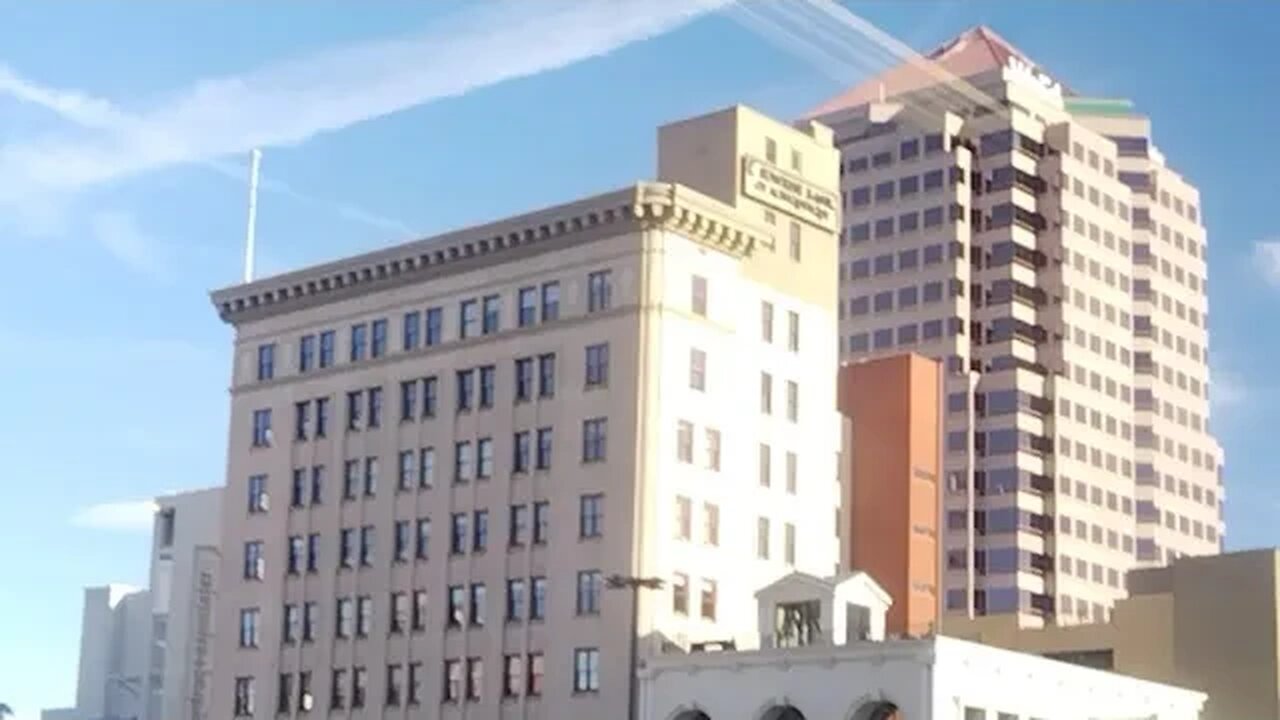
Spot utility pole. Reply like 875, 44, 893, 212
605, 574, 663, 720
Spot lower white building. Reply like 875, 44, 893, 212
641, 573, 1205, 720
43, 488, 221, 720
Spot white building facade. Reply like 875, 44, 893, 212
43, 488, 222, 720
642, 573, 1206, 720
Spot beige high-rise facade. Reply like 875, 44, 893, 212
814, 27, 1222, 628
208, 105, 843, 719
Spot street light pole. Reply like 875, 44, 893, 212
606, 574, 663, 720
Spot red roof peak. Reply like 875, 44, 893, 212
808, 25, 1043, 119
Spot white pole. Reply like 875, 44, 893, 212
243, 148, 262, 283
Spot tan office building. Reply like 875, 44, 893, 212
946, 548, 1280, 720
814, 26, 1222, 627
207, 105, 844, 719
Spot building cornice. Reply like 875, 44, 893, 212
210, 181, 767, 327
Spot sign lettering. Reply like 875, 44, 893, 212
742, 156, 839, 232
1006, 55, 1061, 98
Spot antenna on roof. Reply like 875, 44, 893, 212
242, 148, 262, 283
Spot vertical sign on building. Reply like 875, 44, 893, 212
187, 546, 218, 720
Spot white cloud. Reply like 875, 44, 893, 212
1255, 240, 1280, 287
70, 499, 159, 533
0, 0, 728, 206
88, 210, 169, 280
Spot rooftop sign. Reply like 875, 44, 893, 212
741, 156, 839, 232
1006, 55, 1062, 98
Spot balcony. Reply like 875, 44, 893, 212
1028, 553, 1054, 574
1029, 473, 1054, 493
1013, 206, 1047, 233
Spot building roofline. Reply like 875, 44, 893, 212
209, 181, 769, 327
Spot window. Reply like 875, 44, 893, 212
573, 648, 600, 693
460, 299, 479, 339
339, 528, 355, 568
760, 372, 773, 414
399, 381, 417, 422
785, 522, 796, 565
366, 387, 382, 428
403, 311, 421, 350
371, 319, 387, 358
419, 447, 435, 488
503, 655, 523, 698
677, 420, 694, 463
527, 653, 545, 696
243, 541, 264, 580
531, 577, 548, 620
407, 662, 423, 705
786, 381, 799, 422
350, 323, 367, 361
282, 604, 299, 644
397, 451, 414, 491
467, 658, 484, 701
447, 586, 465, 628
672, 573, 689, 614
541, 281, 561, 321
757, 517, 771, 559
509, 505, 529, 547
588, 270, 613, 312
538, 353, 556, 397
787, 311, 800, 352
759, 444, 772, 487
416, 518, 431, 559
688, 348, 706, 391
346, 391, 363, 431
533, 502, 550, 545
350, 667, 366, 708
256, 344, 274, 381
298, 335, 315, 373
786, 452, 797, 494
420, 376, 437, 418
700, 579, 717, 620
473, 510, 489, 552
330, 669, 347, 709
506, 579, 526, 621
477, 437, 494, 479
703, 503, 720, 546
761, 301, 774, 343
580, 493, 604, 538
444, 660, 463, 702
385, 663, 403, 707
233, 677, 255, 716
363, 457, 378, 496
515, 357, 534, 401
390, 592, 409, 634
451, 514, 467, 555
518, 287, 537, 327
425, 307, 442, 345
470, 584, 487, 627
705, 428, 721, 471
482, 294, 501, 334
474, 365, 494, 409
239, 608, 259, 648
513, 431, 531, 473
455, 441, 473, 484
317, 330, 336, 369
456, 369, 475, 412
287, 536, 303, 575
585, 343, 609, 386
411, 590, 428, 632
789, 221, 802, 261
247, 474, 268, 514
691, 275, 708, 316
359, 526, 375, 567
335, 597, 354, 637
251, 409, 272, 447
582, 418, 607, 462
536, 427, 553, 470
675, 496, 692, 540
576, 570, 603, 615
393, 520, 410, 562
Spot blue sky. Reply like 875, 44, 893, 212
1, 1, 1277, 716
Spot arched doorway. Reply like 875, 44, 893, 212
672, 712, 711, 720
853, 701, 901, 720
761, 706, 806, 720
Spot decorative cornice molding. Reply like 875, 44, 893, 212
210, 182, 768, 327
